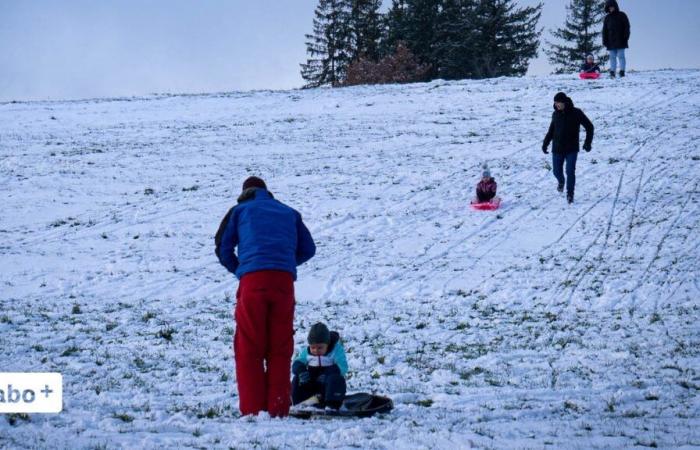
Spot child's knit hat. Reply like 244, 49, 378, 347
308, 322, 330, 344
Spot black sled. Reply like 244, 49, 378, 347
289, 393, 393, 419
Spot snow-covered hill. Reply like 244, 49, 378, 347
1, 70, 698, 449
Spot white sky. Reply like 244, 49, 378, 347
1, 0, 698, 101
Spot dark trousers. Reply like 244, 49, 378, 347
476, 190, 496, 202
292, 368, 346, 409
552, 151, 578, 195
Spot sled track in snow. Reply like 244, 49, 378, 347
631, 188, 698, 313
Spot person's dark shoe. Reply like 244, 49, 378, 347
557, 182, 565, 193
610, 70, 616, 79
619, 70, 625, 77
567, 193, 574, 204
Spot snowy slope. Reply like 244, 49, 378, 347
1, 70, 699, 449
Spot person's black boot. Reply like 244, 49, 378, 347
610, 70, 616, 79
567, 192, 574, 204
620, 70, 625, 77
557, 181, 565, 193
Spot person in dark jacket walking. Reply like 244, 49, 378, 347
542, 92, 594, 204
216, 176, 316, 417
602, 0, 630, 78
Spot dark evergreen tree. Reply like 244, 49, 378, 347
433, 0, 478, 79
301, 0, 353, 88
309, 0, 543, 85
469, 0, 543, 78
349, 0, 383, 61
545, 0, 607, 74
403, 0, 441, 76
381, 0, 409, 57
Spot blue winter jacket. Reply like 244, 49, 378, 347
217, 188, 316, 280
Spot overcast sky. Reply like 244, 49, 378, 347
1, 0, 699, 101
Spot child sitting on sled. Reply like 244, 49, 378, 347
580, 55, 601, 74
476, 166, 497, 203
291, 322, 348, 409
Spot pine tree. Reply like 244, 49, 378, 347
403, 0, 441, 76
349, 0, 383, 62
433, 0, 478, 80
545, 0, 607, 74
382, 0, 408, 57
301, 0, 353, 88
470, 0, 543, 78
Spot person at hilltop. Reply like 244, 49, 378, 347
542, 92, 594, 204
215, 176, 316, 417
291, 322, 348, 409
603, 0, 631, 78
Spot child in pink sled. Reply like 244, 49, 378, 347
476, 166, 497, 203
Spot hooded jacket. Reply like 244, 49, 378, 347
215, 188, 316, 280
476, 177, 497, 201
292, 331, 348, 377
543, 95, 594, 155
603, 0, 630, 50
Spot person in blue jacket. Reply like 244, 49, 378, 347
291, 322, 348, 409
215, 176, 316, 417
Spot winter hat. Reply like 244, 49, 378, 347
482, 164, 491, 178
242, 176, 267, 191
553, 92, 568, 103
308, 322, 331, 345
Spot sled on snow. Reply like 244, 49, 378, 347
579, 72, 601, 80
470, 196, 501, 211
289, 393, 393, 419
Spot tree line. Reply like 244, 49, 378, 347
301, 0, 608, 87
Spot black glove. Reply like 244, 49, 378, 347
298, 371, 311, 385
542, 145, 549, 154
292, 360, 307, 376
316, 373, 327, 384
583, 143, 592, 152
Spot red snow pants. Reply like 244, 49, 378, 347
234, 270, 295, 417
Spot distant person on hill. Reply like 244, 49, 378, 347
603, 0, 631, 78
215, 176, 316, 417
580, 55, 601, 74
476, 165, 498, 203
542, 92, 594, 204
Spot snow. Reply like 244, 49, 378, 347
1, 70, 699, 449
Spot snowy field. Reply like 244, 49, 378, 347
1, 70, 699, 449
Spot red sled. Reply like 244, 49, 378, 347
579, 72, 601, 80
470, 197, 501, 211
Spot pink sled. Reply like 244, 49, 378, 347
470, 197, 502, 211
579, 72, 601, 80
